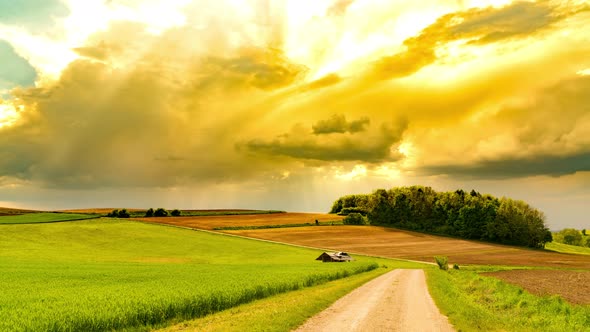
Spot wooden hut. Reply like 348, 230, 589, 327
316, 251, 353, 262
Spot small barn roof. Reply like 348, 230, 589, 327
316, 251, 353, 262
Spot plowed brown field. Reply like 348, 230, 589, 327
58, 208, 145, 214
483, 270, 590, 305
223, 226, 590, 269
138, 213, 590, 270
134, 213, 343, 230
0, 207, 38, 216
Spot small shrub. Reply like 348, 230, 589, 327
453, 264, 460, 270
145, 208, 154, 217
117, 209, 130, 218
154, 208, 168, 217
337, 207, 367, 216
343, 213, 368, 225
171, 209, 181, 217
107, 209, 119, 218
586, 237, 590, 248
434, 256, 449, 270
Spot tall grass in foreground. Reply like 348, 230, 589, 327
0, 219, 377, 331
427, 269, 590, 331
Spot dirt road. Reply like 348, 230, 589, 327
294, 269, 454, 332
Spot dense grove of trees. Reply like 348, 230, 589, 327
330, 186, 552, 249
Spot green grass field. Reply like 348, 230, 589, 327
159, 267, 389, 331
0, 219, 379, 331
0, 212, 99, 224
546, 241, 590, 256
427, 268, 590, 332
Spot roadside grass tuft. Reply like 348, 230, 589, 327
434, 256, 449, 270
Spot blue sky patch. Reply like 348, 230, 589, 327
0, 0, 69, 31
0, 40, 37, 93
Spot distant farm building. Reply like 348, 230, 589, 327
316, 252, 353, 262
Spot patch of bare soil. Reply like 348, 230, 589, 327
482, 269, 590, 305
224, 226, 590, 269
58, 208, 144, 214
0, 207, 38, 215
134, 213, 343, 230
294, 269, 454, 332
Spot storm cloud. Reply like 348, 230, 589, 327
244, 119, 407, 163
0, 0, 589, 228
312, 114, 370, 135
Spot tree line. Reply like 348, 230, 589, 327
107, 208, 181, 218
553, 228, 590, 247
330, 186, 552, 248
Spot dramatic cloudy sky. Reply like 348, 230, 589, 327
1, 0, 589, 229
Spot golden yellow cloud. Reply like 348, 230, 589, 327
0, 0, 589, 193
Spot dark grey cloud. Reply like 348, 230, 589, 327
312, 114, 370, 135
422, 153, 590, 179
417, 75, 590, 179
242, 119, 407, 163
0, 40, 308, 189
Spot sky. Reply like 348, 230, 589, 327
0, 0, 589, 229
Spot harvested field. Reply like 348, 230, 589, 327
223, 226, 590, 269
134, 213, 343, 230
58, 208, 145, 214
483, 270, 590, 305
0, 207, 38, 216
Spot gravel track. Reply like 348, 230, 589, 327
294, 269, 454, 332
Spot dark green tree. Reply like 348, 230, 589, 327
117, 209, 130, 218
171, 209, 181, 217
343, 213, 367, 225
107, 209, 119, 218
145, 208, 154, 217
154, 208, 168, 217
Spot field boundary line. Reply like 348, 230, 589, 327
0, 216, 102, 225
132, 219, 435, 266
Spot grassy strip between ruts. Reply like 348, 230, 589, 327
214, 221, 344, 231
157, 258, 428, 332
545, 241, 590, 256
426, 268, 590, 332
0, 212, 100, 224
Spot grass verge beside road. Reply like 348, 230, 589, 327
427, 268, 590, 332
159, 258, 427, 332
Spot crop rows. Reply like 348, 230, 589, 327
0, 219, 378, 331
